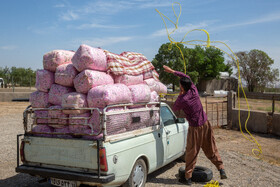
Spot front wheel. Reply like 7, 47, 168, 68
122, 158, 147, 187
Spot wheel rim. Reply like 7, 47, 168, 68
132, 163, 145, 187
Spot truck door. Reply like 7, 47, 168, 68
160, 106, 186, 160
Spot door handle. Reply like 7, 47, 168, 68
166, 130, 171, 135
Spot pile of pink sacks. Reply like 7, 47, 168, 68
30, 44, 166, 139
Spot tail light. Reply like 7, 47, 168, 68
20, 141, 26, 162
99, 147, 108, 172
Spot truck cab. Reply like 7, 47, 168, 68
16, 102, 188, 187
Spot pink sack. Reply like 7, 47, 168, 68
55, 64, 78, 87
87, 84, 132, 108
114, 74, 143, 86
48, 105, 68, 128
128, 84, 151, 103
143, 70, 153, 80
157, 81, 167, 94
32, 125, 53, 137
74, 70, 114, 94
89, 108, 130, 135
62, 92, 88, 114
82, 129, 104, 140
72, 44, 107, 72
144, 78, 167, 94
48, 84, 74, 105
43, 50, 75, 72
69, 125, 90, 135
34, 110, 48, 124
126, 110, 150, 131
30, 91, 49, 108
54, 126, 72, 138
149, 91, 159, 108
144, 78, 160, 93
69, 112, 91, 125
35, 69, 54, 92
147, 110, 160, 127
150, 91, 159, 102
69, 112, 91, 134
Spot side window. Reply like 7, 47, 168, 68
160, 106, 175, 126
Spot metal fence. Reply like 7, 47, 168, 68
237, 92, 280, 114
204, 96, 228, 128
0, 76, 35, 88
164, 94, 228, 128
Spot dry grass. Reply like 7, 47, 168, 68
237, 98, 280, 113
0, 102, 30, 117
214, 128, 280, 166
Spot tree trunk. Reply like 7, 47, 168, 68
248, 84, 255, 92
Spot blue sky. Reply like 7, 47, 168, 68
0, 0, 280, 73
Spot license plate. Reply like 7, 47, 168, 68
50, 178, 77, 187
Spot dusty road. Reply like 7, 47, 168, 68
0, 102, 280, 187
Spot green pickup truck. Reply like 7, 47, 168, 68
16, 102, 188, 187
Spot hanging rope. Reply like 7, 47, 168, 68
155, 2, 262, 158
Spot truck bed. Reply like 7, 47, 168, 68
23, 136, 98, 171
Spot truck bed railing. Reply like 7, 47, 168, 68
23, 102, 160, 140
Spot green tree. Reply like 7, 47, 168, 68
0, 66, 11, 85
0, 66, 36, 87
10, 67, 36, 86
229, 49, 279, 92
152, 43, 231, 90
188, 46, 232, 82
152, 43, 190, 91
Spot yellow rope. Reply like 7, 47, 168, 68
204, 180, 220, 187
156, 2, 262, 158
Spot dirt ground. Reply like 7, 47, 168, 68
0, 102, 280, 187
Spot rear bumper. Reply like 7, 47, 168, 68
16, 165, 115, 183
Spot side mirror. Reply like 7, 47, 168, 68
175, 118, 185, 123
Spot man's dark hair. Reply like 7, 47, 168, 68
180, 77, 192, 92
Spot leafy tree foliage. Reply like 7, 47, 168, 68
0, 66, 36, 87
229, 49, 279, 92
189, 46, 232, 81
152, 43, 189, 90
152, 43, 232, 90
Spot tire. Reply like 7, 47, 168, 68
178, 166, 213, 182
122, 158, 147, 187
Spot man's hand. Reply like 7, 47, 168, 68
163, 65, 175, 74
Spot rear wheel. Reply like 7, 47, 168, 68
122, 158, 147, 187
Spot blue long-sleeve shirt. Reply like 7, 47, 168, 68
173, 71, 207, 127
